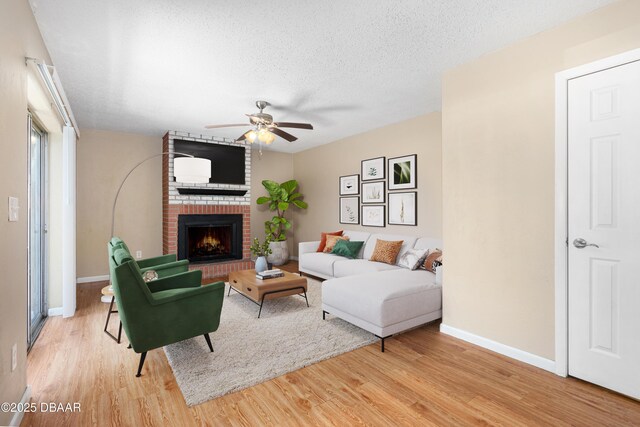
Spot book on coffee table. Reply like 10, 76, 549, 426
256, 273, 284, 280
256, 269, 284, 280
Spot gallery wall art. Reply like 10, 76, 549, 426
361, 157, 385, 181
339, 196, 360, 224
362, 205, 385, 227
362, 181, 385, 204
339, 174, 360, 195
339, 154, 418, 227
388, 191, 417, 226
388, 154, 417, 190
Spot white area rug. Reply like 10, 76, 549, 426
164, 277, 376, 406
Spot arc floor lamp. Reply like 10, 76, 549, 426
110, 152, 211, 237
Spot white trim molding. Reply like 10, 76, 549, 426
9, 386, 31, 426
76, 275, 110, 284
62, 126, 77, 318
47, 307, 63, 316
440, 324, 556, 373
554, 47, 640, 378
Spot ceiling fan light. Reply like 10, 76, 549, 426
257, 128, 270, 143
264, 131, 275, 145
206, 101, 312, 145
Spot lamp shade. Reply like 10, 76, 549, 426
264, 131, 275, 145
174, 157, 211, 183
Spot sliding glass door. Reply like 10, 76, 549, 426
28, 115, 48, 347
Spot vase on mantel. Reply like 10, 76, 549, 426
267, 241, 289, 266
255, 256, 268, 273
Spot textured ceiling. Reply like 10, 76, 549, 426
30, 0, 615, 153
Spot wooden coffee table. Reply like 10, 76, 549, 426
227, 269, 309, 318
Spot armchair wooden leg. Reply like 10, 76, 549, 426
136, 352, 147, 377
204, 333, 214, 352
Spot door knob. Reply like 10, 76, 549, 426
573, 238, 599, 249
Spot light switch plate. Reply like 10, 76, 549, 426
135, 250, 142, 259
8, 197, 18, 222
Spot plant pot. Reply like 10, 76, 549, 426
254, 256, 269, 273
267, 240, 289, 266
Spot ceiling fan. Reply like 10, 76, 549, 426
205, 100, 313, 144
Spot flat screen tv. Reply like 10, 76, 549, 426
173, 139, 246, 185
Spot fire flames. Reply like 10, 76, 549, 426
191, 229, 228, 256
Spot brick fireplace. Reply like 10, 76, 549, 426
162, 131, 252, 279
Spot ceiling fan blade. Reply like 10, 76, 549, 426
274, 122, 313, 130
270, 127, 298, 142
236, 131, 251, 141
205, 123, 250, 129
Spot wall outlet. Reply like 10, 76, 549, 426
135, 250, 142, 259
11, 343, 17, 371
8, 196, 19, 222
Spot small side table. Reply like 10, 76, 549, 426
101, 285, 122, 343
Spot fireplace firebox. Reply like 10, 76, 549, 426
177, 214, 243, 263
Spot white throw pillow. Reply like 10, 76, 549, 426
397, 248, 429, 270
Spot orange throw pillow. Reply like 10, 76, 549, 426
323, 235, 350, 253
316, 230, 344, 252
369, 239, 403, 265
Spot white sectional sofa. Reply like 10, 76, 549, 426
299, 231, 442, 351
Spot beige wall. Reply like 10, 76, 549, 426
442, 0, 640, 360
250, 149, 295, 254
292, 113, 442, 253
0, 0, 54, 424
77, 129, 163, 277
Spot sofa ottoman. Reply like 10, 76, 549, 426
322, 268, 442, 351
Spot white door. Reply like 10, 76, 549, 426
567, 59, 640, 399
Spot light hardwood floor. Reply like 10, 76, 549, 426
23, 263, 640, 426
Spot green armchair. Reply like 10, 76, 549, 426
109, 248, 225, 377
109, 236, 189, 278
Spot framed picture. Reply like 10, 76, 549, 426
362, 205, 385, 227
339, 197, 360, 224
361, 156, 385, 181
388, 154, 417, 190
339, 174, 360, 195
388, 192, 417, 226
362, 181, 385, 204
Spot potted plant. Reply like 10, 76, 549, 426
250, 236, 272, 273
256, 179, 308, 265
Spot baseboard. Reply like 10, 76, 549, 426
48, 307, 63, 316
76, 274, 109, 284
9, 385, 31, 426
289, 256, 299, 261
440, 324, 556, 373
